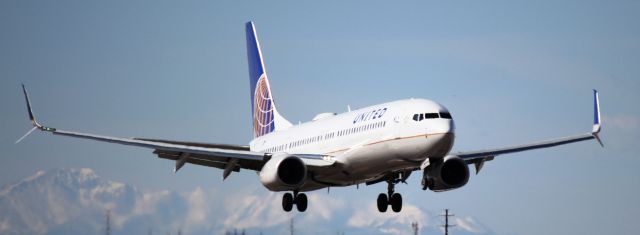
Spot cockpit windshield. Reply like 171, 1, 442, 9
412, 112, 452, 121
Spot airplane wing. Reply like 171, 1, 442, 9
454, 90, 603, 174
17, 84, 334, 179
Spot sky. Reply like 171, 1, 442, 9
1, 0, 639, 234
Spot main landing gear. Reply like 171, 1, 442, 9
282, 190, 308, 212
377, 179, 403, 213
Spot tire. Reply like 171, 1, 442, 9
377, 193, 388, 212
390, 193, 402, 213
296, 193, 308, 212
282, 193, 294, 212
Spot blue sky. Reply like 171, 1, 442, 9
1, 1, 639, 234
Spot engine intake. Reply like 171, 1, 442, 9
422, 155, 469, 192
277, 156, 306, 185
259, 154, 307, 191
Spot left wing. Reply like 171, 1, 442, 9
455, 90, 603, 173
17, 84, 335, 179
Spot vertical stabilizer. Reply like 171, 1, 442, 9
246, 21, 292, 138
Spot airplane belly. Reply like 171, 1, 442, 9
346, 136, 430, 175
306, 133, 453, 188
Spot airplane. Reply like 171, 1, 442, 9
18, 21, 603, 213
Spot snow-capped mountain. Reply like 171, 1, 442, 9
0, 168, 186, 235
0, 169, 496, 235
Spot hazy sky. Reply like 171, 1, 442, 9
1, 1, 639, 235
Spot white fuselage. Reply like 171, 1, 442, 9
250, 98, 456, 191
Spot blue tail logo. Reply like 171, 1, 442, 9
246, 22, 291, 138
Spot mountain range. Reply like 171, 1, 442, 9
0, 168, 496, 235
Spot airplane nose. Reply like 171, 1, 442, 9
427, 120, 455, 157
432, 119, 455, 134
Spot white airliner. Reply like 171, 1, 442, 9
19, 21, 603, 213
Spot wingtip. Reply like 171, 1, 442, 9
593, 133, 604, 148
592, 89, 603, 147
592, 89, 601, 132
20, 84, 43, 129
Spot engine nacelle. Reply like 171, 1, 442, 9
259, 154, 307, 191
422, 155, 470, 192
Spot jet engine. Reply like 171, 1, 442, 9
259, 154, 307, 191
421, 155, 469, 192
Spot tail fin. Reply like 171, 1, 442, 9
246, 21, 292, 138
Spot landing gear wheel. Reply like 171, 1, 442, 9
377, 193, 388, 212
390, 193, 402, 212
296, 193, 308, 212
282, 193, 293, 212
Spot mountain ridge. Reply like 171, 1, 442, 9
0, 168, 496, 235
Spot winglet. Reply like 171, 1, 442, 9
592, 89, 603, 147
21, 83, 43, 129
16, 84, 56, 144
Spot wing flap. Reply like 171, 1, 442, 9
154, 150, 264, 171
135, 138, 250, 151
156, 152, 241, 172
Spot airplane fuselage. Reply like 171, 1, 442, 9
250, 98, 455, 191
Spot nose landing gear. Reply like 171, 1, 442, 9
282, 190, 308, 212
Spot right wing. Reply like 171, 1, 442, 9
18, 84, 264, 178
18, 84, 336, 179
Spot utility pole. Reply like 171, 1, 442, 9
105, 209, 111, 235
290, 217, 295, 235
411, 221, 419, 235
440, 209, 455, 235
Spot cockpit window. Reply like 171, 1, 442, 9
440, 112, 452, 119
424, 113, 439, 119
411, 112, 452, 121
